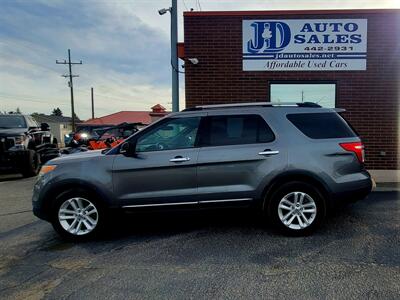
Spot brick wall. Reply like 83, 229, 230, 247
184, 10, 400, 170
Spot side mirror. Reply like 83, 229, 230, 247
120, 141, 136, 157
41, 122, 50, 131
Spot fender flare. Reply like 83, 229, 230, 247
259, 170, 333, 211
39, 178, 115, 219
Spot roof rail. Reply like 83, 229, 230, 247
183, 102, 321, 111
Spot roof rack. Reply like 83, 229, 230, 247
183, 102, 321, 111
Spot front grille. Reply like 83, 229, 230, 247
0, 137, 15, 153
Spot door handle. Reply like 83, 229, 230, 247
170, 156, 191, 162
258, 150, 279, 156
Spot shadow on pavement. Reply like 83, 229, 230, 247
39, 191, 399, 253
0, 173, 28, 182
40, 209, 275, 249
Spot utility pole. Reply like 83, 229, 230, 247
301, 90, 304, 102
91, 87, 95, 119
171, 0, 179, 112
158, 0, 179, 112
56, 49, 82, 132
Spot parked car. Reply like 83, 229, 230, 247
0, 114, 59, 177
64, 125, 107, 148
32, 102, 372, 240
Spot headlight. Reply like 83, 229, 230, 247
39, 165, 57, 176
14, 135, 26, 145
80, 133, 88, 139
65, 134, 70, 138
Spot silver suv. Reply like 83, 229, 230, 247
32, 102, 372, 240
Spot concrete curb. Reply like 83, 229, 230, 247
373, 183, 400, 192
373, 187, 400, 192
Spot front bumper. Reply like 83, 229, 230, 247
32, 175, 53, 221
0, 150, 30, 172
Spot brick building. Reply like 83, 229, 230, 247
182, 9, 400, 181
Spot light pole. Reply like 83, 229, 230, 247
159, 0, 179, 112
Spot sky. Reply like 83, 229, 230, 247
0, 0, 398, 120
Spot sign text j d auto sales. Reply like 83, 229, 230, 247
242, 19, 367, 71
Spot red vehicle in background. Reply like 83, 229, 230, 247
88, 122, 142, 150
63, 123, 143, 154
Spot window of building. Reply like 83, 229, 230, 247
200, 115, 275, 147
270, 82, 336, 108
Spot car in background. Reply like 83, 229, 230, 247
32, 102, 372, 240
62, 123, 143, 154
0, 114, 59, 177
64, 125, 107, 147
88, 122, 142, 150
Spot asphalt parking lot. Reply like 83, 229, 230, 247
0, 175, 399, 299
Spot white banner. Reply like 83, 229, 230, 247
242, 19, 367, 71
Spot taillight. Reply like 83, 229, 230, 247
339, 142, 365, 163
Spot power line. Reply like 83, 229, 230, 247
56, 49, 82, 131
72, 88, 147, 104
0, 94, 69, 106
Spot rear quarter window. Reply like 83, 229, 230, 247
287, 112, 357, 139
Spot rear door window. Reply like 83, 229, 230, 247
200, 114, 275, 146
287, 112, 357, 139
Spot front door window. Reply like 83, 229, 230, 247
136, 117, 201, 152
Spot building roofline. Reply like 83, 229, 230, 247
184, 8, 400, 17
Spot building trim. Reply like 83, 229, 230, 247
369, 170, 400, 183
184, 9, 400, 17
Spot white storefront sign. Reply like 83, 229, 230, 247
242, 19, 367, 71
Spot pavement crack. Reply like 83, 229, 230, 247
0, 209, 32, 217
0, 268, 48, 294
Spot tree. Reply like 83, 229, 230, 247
51, 107, 63, 116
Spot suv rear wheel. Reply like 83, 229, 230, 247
51, 189, 105, 241
266, 181, 326, 235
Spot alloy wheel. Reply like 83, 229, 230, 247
277, 191, 317, 230
58, 197, 99, 236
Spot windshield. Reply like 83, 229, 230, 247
0, 115, 27, 129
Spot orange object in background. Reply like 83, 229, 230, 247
88, 139, 124, 150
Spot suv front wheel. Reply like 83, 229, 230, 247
22, 150, 41, 177
266, 181, 326, 235
51, 189, 105, 241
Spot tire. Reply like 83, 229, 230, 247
51, 189, 106, 241
265, 181, 327, 236
21, 150, 41, 177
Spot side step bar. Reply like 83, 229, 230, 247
122, 198, 253, 208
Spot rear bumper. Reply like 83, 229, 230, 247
330, 172, 373, 205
